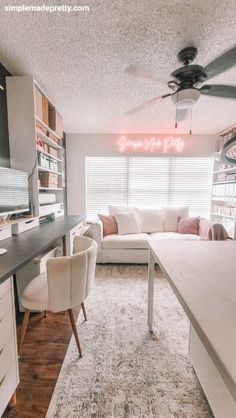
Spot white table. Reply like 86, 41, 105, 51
148, 240, 236, 418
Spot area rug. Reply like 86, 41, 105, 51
46, 265, 213, 418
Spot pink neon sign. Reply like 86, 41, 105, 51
118, 136, 185, 153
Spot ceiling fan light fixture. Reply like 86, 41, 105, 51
171, 88, 200, 109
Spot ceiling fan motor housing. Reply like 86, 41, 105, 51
171, 65, 207, 86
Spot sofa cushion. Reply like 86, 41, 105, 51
114, 212, 141, 235
102, 233, 150, 249
98, 214, 118, 237
163, 206, 189, 232
108, 205, 136, 215
150, 232, 200, 240
178, 216, 200, 235
135, 208, 164, 233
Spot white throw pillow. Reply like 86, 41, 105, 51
114, 212, 141, 235
108, 205, 136, 215
135, 208, 164, 233
163, 206, 189, 232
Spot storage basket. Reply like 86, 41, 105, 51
39, 172, 58, 188
38, 153, 50, 170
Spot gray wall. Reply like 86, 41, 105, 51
0, 64, 11, 167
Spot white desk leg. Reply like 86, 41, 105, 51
148, 250, 155, 333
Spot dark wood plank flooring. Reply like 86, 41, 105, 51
3, 309, 79, 418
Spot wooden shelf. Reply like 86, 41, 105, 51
213, 167, 236, 174
37, 148, 62, 162
212, 198, 236, 203
36, 129, 62, 150
211, 212, 235, 219
213, 180, 236, 185
38, 187, 63, 191
212, 124, 236, 240
35, 116, 61, 140
37, 166, 63, 176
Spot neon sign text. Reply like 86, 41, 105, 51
118, 136, 185, 154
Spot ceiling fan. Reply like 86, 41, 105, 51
125, 45, 236, 126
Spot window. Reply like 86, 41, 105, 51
86, 156, 213, 217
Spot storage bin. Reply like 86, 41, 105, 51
50, 158, 58, 172
42, 95, 49, 126
49, 147, 58, 158
49, 108, 64, 137
49, 132, 60, 145
36, 137, 48, 154
39, 193, 56, 205
39, 171, 58, 188
38, 153, 50, 169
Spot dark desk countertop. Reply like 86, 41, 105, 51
0, 215, 85, 285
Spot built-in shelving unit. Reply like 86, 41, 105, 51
6, 76, 65, 218
211, 124, 236, 239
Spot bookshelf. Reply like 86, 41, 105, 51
6, 76, 65, 218
211, 124, 236, 239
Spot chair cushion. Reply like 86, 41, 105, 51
102, 233, 150, 249
150, 232, 200, 240
21, 273, 49, 311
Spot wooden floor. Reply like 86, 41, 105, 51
3, 309, 79, 418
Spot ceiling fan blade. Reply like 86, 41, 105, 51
124, 64, 167, 83
204, 45, 236, 80
126, 93, 171, 116
176, 108, 190, 123
200, 84, 236, 98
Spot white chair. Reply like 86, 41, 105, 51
19, 235, 97, 357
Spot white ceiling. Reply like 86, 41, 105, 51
1, 0, 236, 135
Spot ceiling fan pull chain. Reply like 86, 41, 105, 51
175, 92, 178, 129
189, 107, 193, 135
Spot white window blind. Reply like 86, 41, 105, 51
86, 157, 128, 215
86, 156, 213, 217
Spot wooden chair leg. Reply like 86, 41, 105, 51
81, 301, 87, 321
42, 310, 47, 318
19, 309, 30, 355
68, 309, 83, 358
9, 392, 16, 408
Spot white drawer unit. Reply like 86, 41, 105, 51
0, 277, 19, 417
0, 225, 12, 242
11, 217, 39, 235
65, 221, 85, 255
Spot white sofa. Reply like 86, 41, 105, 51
87, 207, 212, 264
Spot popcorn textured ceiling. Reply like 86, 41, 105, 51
1, 0, 236, 134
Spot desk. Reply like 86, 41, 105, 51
0, 215, 85, 416
148, 240, 236, 418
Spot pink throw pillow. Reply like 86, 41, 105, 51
178, 216, 200, 235
98, 214, 118, 237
